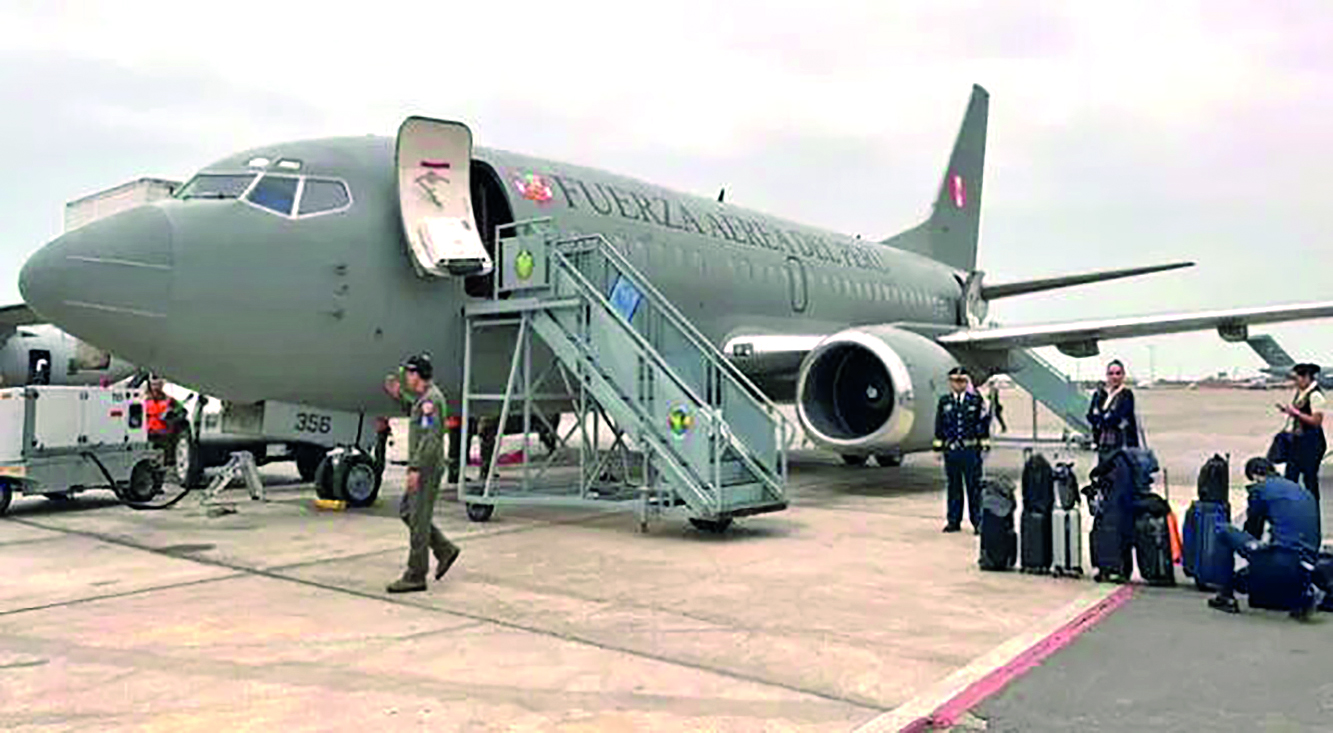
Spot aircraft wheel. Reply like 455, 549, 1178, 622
874, 453, 903, 467
0, 479, 12, 516
176, 429, 204, 489
337, 454, 381, 508
841, 454, 868, 467
466, 503, 494, 522
689, 517, 733, 534
313, 455, 339, 501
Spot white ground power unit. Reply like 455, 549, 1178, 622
0, 386, 160, 514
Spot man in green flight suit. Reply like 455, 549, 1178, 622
383, 353, 461, 593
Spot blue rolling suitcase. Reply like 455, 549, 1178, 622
1182, 500, 1234, 592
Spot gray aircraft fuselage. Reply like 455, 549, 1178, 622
19, 136, 962, 417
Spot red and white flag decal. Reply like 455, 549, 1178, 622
950, 173, 966, 208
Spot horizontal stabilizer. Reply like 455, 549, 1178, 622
980, 262, 1194, 301
937, 300, 1333, 353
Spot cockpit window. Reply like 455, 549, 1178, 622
176, 173, 256, 200
298, 179, 351, 216
246, 174, 300, 215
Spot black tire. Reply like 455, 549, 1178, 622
123, 460, 162, 504
336, 454, 381, 508
689, 517, 733, 533
841, 454, 868, 467
176, 429, 205, 489
466, 503, 494, 522
296, 447, 324, 483
874, 453, 903, 467
313, 454, 339, 501
0, 479, 12, 516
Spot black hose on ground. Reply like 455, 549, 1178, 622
82, 451, 193, 511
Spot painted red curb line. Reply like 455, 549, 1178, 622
900, 584, 1137, 732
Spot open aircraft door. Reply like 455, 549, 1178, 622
395, 117, 493, 278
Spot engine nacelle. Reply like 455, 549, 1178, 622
795, 325, 960, 456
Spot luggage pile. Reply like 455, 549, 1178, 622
988, 448, 1203, 588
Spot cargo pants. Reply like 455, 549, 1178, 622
397, 465, 458, 582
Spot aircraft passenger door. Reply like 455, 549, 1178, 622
27, 350, 51, 385
395, 116, 493, 278
785, 257, 808, 314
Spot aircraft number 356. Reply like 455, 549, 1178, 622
295, 412, 333, 434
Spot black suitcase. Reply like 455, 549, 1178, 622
979, 477, 1018, 572
1020, 509, 1052, 574
1091, 511, 1131, 581
1135, 513, 1177, 586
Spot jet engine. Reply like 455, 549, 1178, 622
795, 325, 960, 457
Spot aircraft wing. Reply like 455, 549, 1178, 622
0, 303, 40, 331
936, 300, 1333, 354
0, 303, 40, 347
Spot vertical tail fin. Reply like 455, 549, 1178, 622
882, 84, 989, 272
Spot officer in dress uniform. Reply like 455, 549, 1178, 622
934, 366, 991, 534
383, 354, 461, 593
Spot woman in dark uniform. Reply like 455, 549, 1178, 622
1087, 359, 1140, 464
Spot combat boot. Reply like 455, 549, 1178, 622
386, 577, 427, 594
435, 545, 461, 580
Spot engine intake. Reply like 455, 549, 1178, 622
795, 326, 959, 455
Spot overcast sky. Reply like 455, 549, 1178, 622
1, 1, 1329, 380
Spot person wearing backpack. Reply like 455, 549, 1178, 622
1087, 360, 1141, 465
1207, 458, 1328, 618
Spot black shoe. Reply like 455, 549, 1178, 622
1208, 595, 1240, 614
386, 578, 427, 594
973, 526, 981, 536
435, 546, 461, 580
943, 524, 962, 533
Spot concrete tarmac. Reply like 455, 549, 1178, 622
0, 385, 1326, 730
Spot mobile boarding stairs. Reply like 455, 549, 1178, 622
456, 220, 791, 533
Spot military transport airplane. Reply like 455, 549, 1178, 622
0, 305, 135, 387
16, 83, 1333, 473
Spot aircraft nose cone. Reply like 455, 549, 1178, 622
20, 205, 174, 364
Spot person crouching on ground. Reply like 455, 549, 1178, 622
1208, 457, 1331, 618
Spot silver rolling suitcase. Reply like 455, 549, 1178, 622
1051, 507, 1083, 578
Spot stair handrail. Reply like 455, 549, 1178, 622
544, 240, 787, 488
552, 233, 791, 432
